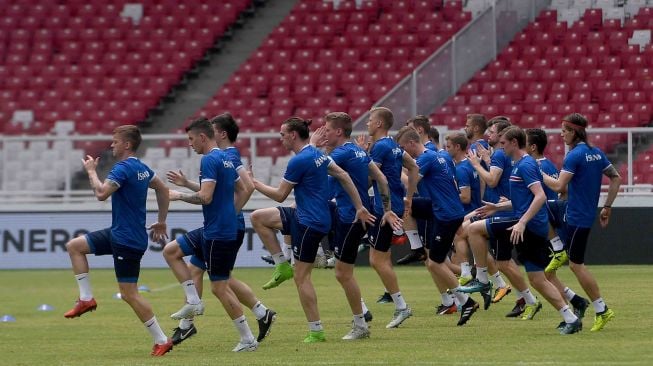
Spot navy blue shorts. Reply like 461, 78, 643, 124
411, 197, 433, 220
86, 228, 144, 283
417, 217, 434, 247
333, 218, 366, 264
411, 197, 434, 245
178, 227, 206, 270
429, 218, 463, 263
367, 214, 394, 252
486, 217, 550, 271
203, 237, 242, 281
565, 225, 592, 264
326, 201, 338, 251
278, 206, 327, 263
179, 228, 246, 272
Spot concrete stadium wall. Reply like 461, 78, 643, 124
0, 207, 650, 269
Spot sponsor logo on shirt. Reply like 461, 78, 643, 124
585, 153, 603, 162
314, 155, 329, 167
137, 170, 150, 181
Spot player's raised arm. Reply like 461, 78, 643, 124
82, 155, 119, 201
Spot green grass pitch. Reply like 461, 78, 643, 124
0, 265, 651, 365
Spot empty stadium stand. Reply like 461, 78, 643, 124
0, 0, 254, 190
191, 0, 472, 161
0, 0, 252, 136
432, 3, 653, 167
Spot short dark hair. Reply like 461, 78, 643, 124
113, 125, 142, 151
407, 115, 430, 134
501, 126, 526, 149
282, 117, 311, 139
526, 128, 548, 154
428, 126, 440, 142
446, 131, 468, 150
325, 112, 353, 137
488, 116, 512, 135
370, 107, 394, 130
211, 112, 239, 143
185, 117, 214, 139
466, 114, 487, 133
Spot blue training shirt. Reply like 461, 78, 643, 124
509, 154, 549, 238
200, 148, 239, 241
484, 148, 515, 218
415, 149, 465, 221
537, 157, 560, 201
469, 139, 490, 156
106, 157, 154, 251
370, 136, 405, 216
455, 158, 482, 214
425, 141, 437, 152
438, 149, 456, 180
223, 146, 246, 232
283, 144, 332, 233
330, 142, 372, 223
561, 143, 612, 228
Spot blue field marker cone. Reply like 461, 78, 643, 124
1, 315, 16, 322
37, 304, 54, 311
138, 285, 151, 293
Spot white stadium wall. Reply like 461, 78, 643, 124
0, 211, 272, 270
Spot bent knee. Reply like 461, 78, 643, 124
66, 237, 89, 254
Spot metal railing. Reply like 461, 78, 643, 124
1, 126, 652, 206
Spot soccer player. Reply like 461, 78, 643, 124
63, 125, 173, 356
396, 115, 434, 265
445, 132, 481, 285
525, 128, 591, 326
357, 107, 419, 328
163, 113, 276, 345
465, 114, 490, 158
542, 113, 621, 332
310, 112, 402, 339
168, 118, 259, 352
250, 117, 375, 342
396, 126, 482, 326
475, 126, 582, 334
463, 117, 513, 305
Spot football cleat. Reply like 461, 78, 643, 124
257, 309, 277, 342
303, 330, 326, 343
170, 301, 204, 320
435, 303, 457, 315
521, 301, 543, 320
342, 325, 370, 340
590, 308, 615, 332
64, 298, 97, 318
262, 261, 293, 290
151, 339, 173, 356
386, 307, 412, 328
171, 324, 197, 345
